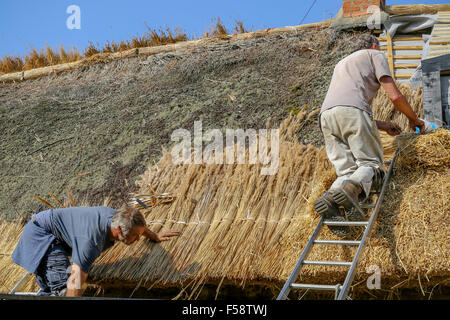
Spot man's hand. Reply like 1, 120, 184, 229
376, 120, 402, 136
155, 230, 180, 242
410, 118, 425, 134
143, 227, 180, 242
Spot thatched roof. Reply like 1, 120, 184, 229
1, 84, 448, 298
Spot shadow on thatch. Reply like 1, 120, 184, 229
90, 243, 202, 291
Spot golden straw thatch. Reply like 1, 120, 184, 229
0, 84, 449, 299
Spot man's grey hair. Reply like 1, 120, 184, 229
111, 206, 146, 236
354, 34, 380, 52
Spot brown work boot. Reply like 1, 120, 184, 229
371, 169, 385, 193
332, 180, 365, 217
314, 191, 350, 237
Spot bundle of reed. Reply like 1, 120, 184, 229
395, 129, 450, 170
0, 220, 39, 294
372, 83, 423, 133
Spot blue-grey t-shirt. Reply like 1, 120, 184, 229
13, 206, 116, 274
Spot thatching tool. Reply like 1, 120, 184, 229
415, 118, 439, 134
136, 198, 148, 209
277, 150, 399, 301
131, 193, 175, 210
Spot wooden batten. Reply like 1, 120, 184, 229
394, 73, 413, 79
394, 63, 419, 69
386, 32, 395, 79
393, 55, 422, 59
378, 36, 423, 42
380, 45, 423, 50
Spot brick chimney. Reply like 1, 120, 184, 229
343, 0, 385, 18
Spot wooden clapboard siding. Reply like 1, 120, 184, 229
427, 12, 450, 60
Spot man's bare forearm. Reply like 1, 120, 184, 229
65, 262, 87, 297
390, 95, 419, 123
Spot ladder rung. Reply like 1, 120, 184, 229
302, 260, 352, 267
290, 283, 342, 291
314, 240, 361, 246
323, 220, 368, 226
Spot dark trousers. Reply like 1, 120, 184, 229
35, 239, 71, 296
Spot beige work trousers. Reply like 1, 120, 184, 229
320, 106, 384, 197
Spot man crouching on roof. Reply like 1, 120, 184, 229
12, 206, 180, 297
314, 34, 425, 237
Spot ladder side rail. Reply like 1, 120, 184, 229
337, 151, 399, 300
9, 272, 30, 295
276, 217, 325, 300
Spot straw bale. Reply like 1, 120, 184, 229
372, 83, 423, 133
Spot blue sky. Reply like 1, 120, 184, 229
0, 0, 445, 58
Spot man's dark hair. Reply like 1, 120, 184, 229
354, 34, 380, 52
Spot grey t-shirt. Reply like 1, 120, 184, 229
49, 206, 117, 273
14, 206, 117, 274
320, 49, 392, 116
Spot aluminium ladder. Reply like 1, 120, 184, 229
277, 151, 398, 300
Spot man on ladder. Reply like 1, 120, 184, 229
314, 34, 425, 237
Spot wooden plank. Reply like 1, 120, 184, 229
380, 45, 423, 50
394, 64, 419, 69
378, 36, 423, 42
393, 55, 422, 59
430, 43, 450, 47
428, 51, 450, 58
386, 32, 395, 80
394, 74, 413, 79
430, 41, 450, 45
431, 36, 450, 40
